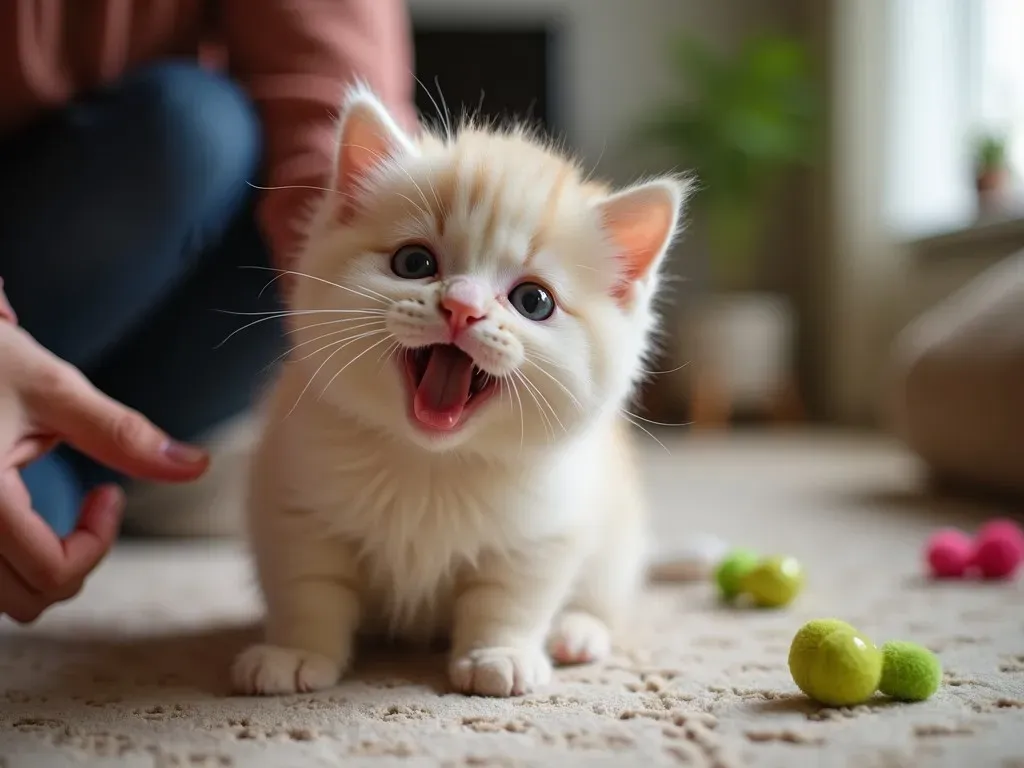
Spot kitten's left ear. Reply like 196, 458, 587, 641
332, 85, 418, 220
594, 177, 690, 306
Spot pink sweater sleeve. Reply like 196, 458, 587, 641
220, 0, 417, 270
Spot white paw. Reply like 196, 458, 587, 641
231, 644, 340, 695
547, 611, 611, 666
449, 646, 552, 697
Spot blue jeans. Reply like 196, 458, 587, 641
0, 62, 285, 537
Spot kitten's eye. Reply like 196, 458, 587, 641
508, 282, 556, 321
391, 245, 438, 279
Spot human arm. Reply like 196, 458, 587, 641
219, 0, 418, 276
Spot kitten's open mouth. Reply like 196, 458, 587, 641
402, 344, 498, 432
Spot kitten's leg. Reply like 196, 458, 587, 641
232, 526, 362, 696
449, 545, 579, 698
548, 502, 647, 667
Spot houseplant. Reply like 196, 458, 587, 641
640, 32, 818, 418
973, 132, 1011, 212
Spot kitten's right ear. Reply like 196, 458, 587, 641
332, 85, 417, 221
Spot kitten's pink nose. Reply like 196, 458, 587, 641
440, 280, 488, 337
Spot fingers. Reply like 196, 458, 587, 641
29, 363, 209, 482
0, 477, 122, 597
0, 484, 123, 624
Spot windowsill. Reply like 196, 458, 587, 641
904, 206, 1024, 261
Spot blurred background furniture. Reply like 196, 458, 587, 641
890, 249, 1024, 500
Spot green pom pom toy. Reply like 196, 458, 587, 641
788, 620, 882, 706
740, 556, 805, 607
789, 618, 856, 695
879, 641, 942, 701
714, 548, 760, 600
789, 620, 942, 707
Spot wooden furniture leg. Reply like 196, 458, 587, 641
768, 377, 805, 424
690, 366, 731, 429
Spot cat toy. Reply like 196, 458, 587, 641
788, 619, 941, 707
714, 549, 804, 608
925, 518, 1024, 580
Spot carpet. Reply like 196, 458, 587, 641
2, 431, 1023, 767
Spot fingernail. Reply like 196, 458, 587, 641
161, 440, 208, 465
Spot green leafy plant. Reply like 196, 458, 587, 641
974, 133, 1007, 175
640, 33, 818, 290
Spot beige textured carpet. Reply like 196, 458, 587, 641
2, 431, 1023, 767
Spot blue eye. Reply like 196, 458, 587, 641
391, 245, 438, 279
509, 282, 556, 321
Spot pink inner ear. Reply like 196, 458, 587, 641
335, 103, 401, 222
600, 186, 677, 301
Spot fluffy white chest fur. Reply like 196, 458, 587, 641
231, 84, 689, 699
250, 370, 643, 634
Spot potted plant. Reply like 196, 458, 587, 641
974, 132, 1011, 212
640, 32, 818, 419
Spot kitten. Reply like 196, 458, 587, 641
231, 85, 690, 698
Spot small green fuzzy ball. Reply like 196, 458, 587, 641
714, 548, 760, 600
740, 556, 805, 608
879, 641, 942, 701
789, 621, 883, 707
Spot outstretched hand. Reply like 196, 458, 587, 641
0, 288, 209, 622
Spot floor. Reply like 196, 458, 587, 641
1, 431, 1023, 767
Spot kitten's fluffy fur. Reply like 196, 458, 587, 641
232, 85, 689, 698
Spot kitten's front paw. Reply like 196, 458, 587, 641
449, 646, 552, 697
547, 610, 612, 666
231, 644, 341, 695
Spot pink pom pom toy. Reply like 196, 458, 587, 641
925, 528, 974, 579
971, 519, 1024, 579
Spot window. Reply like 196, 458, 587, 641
975, 0, 1024, 177
884, 0, 1024, 239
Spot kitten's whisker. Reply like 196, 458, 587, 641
620, 413, 672, 455
519, 371, 567, 436
274, 320, 387, 368
246, 181, 356, 198
318, 335, 396, 400
525, 360, 582, 412
376, 340, 399, 364
412, 72, 452, 142
217, 308, 387, 318
506, 374, 526, 455
291, 328, 389, 365
288, 315, 390, 336
619, 410, 692, 428
527, 352, 574, 374
283, 330, 389, 418
433, 75, 454, 144
512, 370, 555, 440
639, 361, 691, 376
215, 309, 386, 349
375, 340, 402, 373
238, 265, 391, 307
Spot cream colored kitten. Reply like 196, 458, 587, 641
231, 85, 689, 698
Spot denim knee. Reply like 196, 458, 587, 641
115, 61, 263, 247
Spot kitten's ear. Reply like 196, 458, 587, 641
594, 177, 690, 306
332, 85, 417, 220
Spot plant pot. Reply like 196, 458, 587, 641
688, 292, 795, 413
975, 167, 1012, 212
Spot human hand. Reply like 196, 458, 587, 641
0, 294, 209, 623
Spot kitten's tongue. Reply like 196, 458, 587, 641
414, 345, 474, 430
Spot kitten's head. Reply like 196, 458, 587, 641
290, 85, 689, 456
